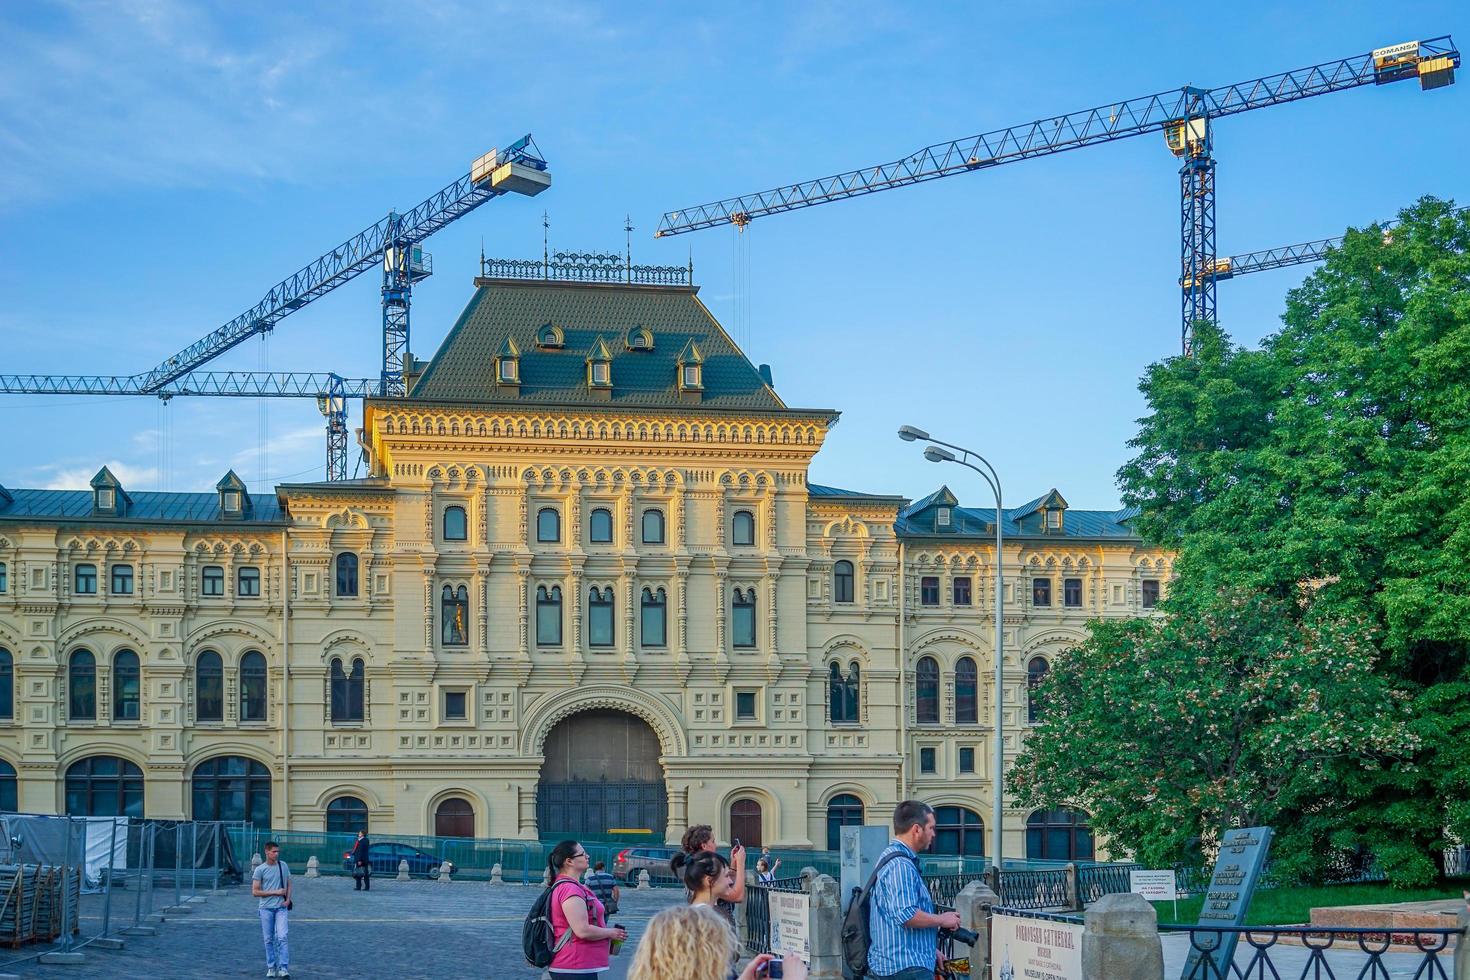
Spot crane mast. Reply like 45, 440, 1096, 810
655, 38, 1458, 353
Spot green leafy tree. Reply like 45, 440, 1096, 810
1007, 588, 1413, 878
1012, 198, 1470, 884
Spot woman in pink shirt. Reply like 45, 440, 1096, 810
547, 840, 627, 979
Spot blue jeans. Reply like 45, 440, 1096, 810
259, 907, 289, 969
873, 969, 934, 980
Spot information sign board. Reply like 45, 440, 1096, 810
768, 890, 810, 963
1181, 826, 1274, 980
991, 912, 1083, 980
1129, 869, 1178, 902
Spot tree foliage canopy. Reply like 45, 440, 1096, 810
1010, 198, 1470, 884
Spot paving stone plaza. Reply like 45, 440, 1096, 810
0, 876, 684, 979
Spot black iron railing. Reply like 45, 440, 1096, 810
996, 868, 1071, 910
1161, 923, 1465, 980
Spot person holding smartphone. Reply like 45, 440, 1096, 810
680, 824, 746, 907
251, 841, 293, 979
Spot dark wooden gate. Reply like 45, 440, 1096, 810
537, 709, 667, 837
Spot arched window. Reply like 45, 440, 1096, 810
536, 508, 561, 543
915, 657, 939, 724
443, 505, 467, 541
641, 587, 667, 647
441, 584, 469, 645
589, 508, 613, 544
641, 509, 665, 544
588, 587, 614, 648
933, 806, 984, 857
732, 588, 756, 648
434, 797, 475, 838
240, 651, 268, 722
330, 657, 365, 723
833, 561, 854, 604
336, 553, 359, 597
826, 794, 865, 851
326, 796, 369, 834
1027, 656, 1050, 724
192, 756, 271, 828
829, 662, 860, 723
113, 650, 141, 722
954, 657, 977, 724
68, 650, 96, 721
0, 649, 12, 721
732, 510, 755, 547
536, 585, 563, 646
729, 798, 763, 848
65, 756, 144, 817
196, 651, 223, 722
1026, 808, 1094, 861
0, 760, 15, 813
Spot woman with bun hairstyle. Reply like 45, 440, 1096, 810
628, 904, 807, 980
545, 840, 627, 979
671, 849, 738, 910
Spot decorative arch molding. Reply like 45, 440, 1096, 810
422, 786, 488, 835
318, 630, 377, 661
717, 469, 772, 492
911, 628, 987, 656
0, 621, 23, 651
63, 535, 144, 555
924, 794, 991, 814
0, 535, 12, 552
323, 508, 371, 530
57, 618, 150, 653
818, 783, 879, 809
716, 785, 781, 835
820, 635, 872, 666
184, 619, 276, 651
313, 783, 387, 811
183, 744, 278, 778
821, 516, 871, 539
1022, 628, 1088, 653
56, 740, 152, 773
191, 538, 267, 559
520, 685, 688, 758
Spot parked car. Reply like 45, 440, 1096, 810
341, 841, 456, 878
612, 845, 680, 885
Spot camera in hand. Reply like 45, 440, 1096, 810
940, 925, 980, 947
757, 960, 782, 978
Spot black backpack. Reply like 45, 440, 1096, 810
522, 879, 587, 968
841, 850, 919, 978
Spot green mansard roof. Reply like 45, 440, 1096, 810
408, 279, 803, 413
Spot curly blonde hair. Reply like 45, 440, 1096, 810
627, 903, 737, 980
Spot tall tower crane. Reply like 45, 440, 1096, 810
7, 135, 550, 480
654, 39, 1458, 353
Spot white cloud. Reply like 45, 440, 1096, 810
38, 459, 160, 491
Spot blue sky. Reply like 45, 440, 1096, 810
2, 1, 1464, 512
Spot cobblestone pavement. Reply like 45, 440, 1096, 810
0, 875, 685, 979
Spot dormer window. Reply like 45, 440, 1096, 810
625, 326, 654, 351
676, 339, 704, 397
936, 507, 952, 528
90, 466, 127, 517
536, 323, 564, 349
495, 336, 521, 386
216, 470, 250, 519
1035, 489, 1069, 533
1047, 509, 1062, 530
586, 335, 613, 392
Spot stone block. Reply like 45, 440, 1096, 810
305, 856, 320, 878
955, 881, 999, 979
397, 859, 410, 881
1081, 893, 1163, 980
636, 870, 650, 890
120, 926, 157, 937
90, 937, 125, 950
490, 862, 504, 884
37, 952, 85, 965
807, 874, 843, 979
163, 905, 193, 915
437, 860, 453, 882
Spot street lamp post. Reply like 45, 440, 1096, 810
898, 425, 1005, 872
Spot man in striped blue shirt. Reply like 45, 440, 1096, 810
867, 801, 961, 979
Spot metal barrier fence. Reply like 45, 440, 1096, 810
0, 814, 240, 971
1161, 922, 1466, 980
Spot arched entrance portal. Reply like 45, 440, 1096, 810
536, 709, 667, 838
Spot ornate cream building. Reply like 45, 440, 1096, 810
0, 265, 1169, 861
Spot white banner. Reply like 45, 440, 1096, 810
1129, 869, 1177, 902
767, 890, 810, 963
991, 912, 1083, 980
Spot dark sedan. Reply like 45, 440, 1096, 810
341, 842, 456, 878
